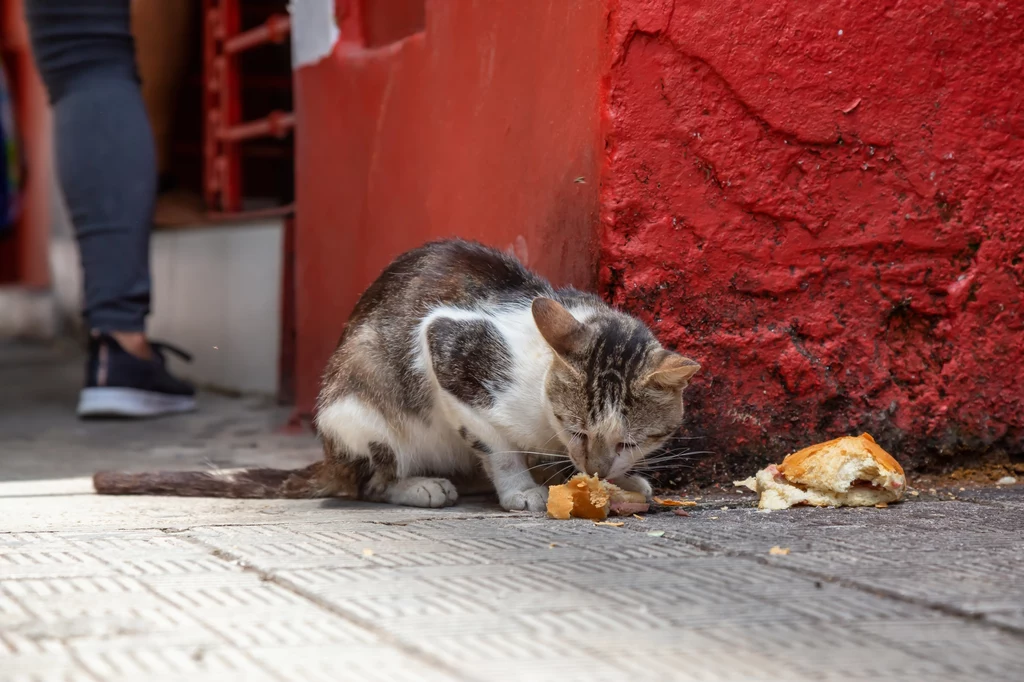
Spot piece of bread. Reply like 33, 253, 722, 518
547, 474, 649, 519
735, 433, 906, 511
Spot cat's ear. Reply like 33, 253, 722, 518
532, 297, 587, 359
645, 351, 700, 390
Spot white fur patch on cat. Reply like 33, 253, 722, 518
316, 395, 392, 454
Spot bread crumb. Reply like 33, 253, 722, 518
632, 514, 645, 521
647, 530, 665, 537
996, 476, 1018, 485
594, 521, 624, 527
909, 490, 920, 496
769, 546, 790, 555
720, 506, 730, 510
673, 509, 690, 517
653, 497, 697, 507
874, 502, 889, 508
548, 543, 557, 548
710, 516, 719, 520
362, 548, 374, 557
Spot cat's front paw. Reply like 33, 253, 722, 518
499, 486, 549, 512
611, 475, 653, 500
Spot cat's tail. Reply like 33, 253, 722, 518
92, 462, 350, 499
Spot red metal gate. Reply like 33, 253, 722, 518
202, 0, 293, 216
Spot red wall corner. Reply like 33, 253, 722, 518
600, 0, 1024, 477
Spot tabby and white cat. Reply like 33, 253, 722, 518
313, 239, 700, 511
92, 239, 699, 506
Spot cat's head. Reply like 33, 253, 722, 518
532, 297, 700, 480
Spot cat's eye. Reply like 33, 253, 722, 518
570, 431, 588, 443
616, 441, 637, 454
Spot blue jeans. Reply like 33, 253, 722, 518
27, 0, 155, 332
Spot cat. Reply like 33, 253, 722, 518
93, 239, 700, 510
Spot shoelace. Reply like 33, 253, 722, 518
150, 340, 193, 363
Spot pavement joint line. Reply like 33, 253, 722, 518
173, 528, 483, 682
652, 523, 1024, 641
0, 511, 507, 539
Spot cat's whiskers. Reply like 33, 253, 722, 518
540, 461, 578, 487
629, 448, 713, 476
487, 450, 571, 460
522, 461, 570, 475
521, 459, 574, 475
641, 449, 714, 462
534, 431, 583, 484
632, 458, 708, 472
631, 462, 699, 472
635, 453, 710, 465
538, 426, 571, 453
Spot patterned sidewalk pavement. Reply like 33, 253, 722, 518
2, 343, 1023, 681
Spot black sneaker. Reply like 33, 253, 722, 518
77, 333, 197, 418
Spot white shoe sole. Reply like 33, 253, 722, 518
78, 387, 197, 418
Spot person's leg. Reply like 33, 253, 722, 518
27, 0, 194, 417
27, 0, 152, 338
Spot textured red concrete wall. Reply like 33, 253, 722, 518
600, 0, 1024, 479
294, 1, 606, 412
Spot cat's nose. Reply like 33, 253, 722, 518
584, 457, 611, 478
581, 437, 611, 478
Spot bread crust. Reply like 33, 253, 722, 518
778, 433, 905, 482
547, 474, 649, 519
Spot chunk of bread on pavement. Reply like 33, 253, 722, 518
547, 474, 649, 519
735, 433, 906, 511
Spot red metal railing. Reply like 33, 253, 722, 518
219, 111, 295, 143
203, 0, 292, 214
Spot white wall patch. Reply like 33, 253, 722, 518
289, 0, 340, 68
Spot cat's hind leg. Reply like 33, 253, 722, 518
359, 443, 458, 508
316, 397, 458, 508
383, 477, 459, 508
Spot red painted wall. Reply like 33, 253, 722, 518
295, 0, 1022, 477
600, 0, 1023, 477
294, 1, 607, 411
